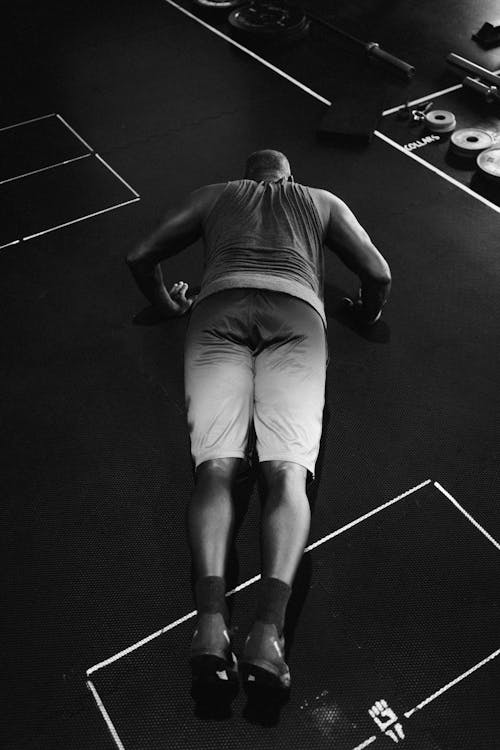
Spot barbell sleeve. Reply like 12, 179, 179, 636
366, 43, 415, 78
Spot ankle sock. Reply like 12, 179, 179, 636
255, 577, 291, 635
195, 576, 229, 623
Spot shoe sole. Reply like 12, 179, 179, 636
240, 660, 290, 691
190, 653, 238, 681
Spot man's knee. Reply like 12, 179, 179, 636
260, 460, 308, 490
195, 457, 243, 485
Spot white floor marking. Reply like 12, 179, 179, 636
434, 481, 500, 551
0, 153, 91, 186
95, 153, 140, 198
0, 113, 56, 132
369, 699, 405, 743
374, 129, 500, 214
226, 573, 261, 596
351, 737, 377, 750
56, 113, 94, 152
86, 480, 430, 676
22, 198, 140, 241
382, 85, 463, 116
404, 646, 500, 718
163, 0, 330, 105
86, 680, 127, 750
305, 479, 432, 553
164, 1, 500, 215
0, 239, 21, 251
87, 608, 198, 676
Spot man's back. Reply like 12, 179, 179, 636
196, 179, 331, 241
193, 179, 328, 326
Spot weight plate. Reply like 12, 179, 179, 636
476, 145, 500, 180
450, 128, 494, 156
228, 2, 310, 44
193, 0, 243, 9
424, 109, 456, 133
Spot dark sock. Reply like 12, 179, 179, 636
255, 577, 291, 635
195, 576, 229, 623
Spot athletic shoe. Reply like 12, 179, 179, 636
189, 612, 238, 684
240, 621, 291, 691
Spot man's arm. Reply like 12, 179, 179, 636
322, 191, 392, 324
126, 188, 208, 317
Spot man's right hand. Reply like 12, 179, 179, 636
155, 281, 197, 318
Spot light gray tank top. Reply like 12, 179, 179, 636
194, 179, 326, 326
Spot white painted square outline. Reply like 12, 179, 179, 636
0, 113, 90, 185
85, 479, 499, 750
0, 113, 140, 250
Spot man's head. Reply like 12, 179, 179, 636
244, 149, 292, 182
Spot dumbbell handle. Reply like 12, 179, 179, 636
463, 76, 500, 103
447, 53, 500, 88
366, 43, 415, 78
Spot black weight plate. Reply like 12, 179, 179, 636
193, 0, 243, 10
228, 2, 310, 43
193, 0, 244, 19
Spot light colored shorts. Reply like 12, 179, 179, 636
184, 288, 328, 479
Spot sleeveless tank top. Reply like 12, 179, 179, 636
193, 179, 326, 327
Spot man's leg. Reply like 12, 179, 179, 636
241, 292, 326, 689
184, 291, 254, 681
240, 460, 310, 690
184, 292, 254, 623
188, 457, 243, 680
259, 460, 310, 586
188, 457, 243, 578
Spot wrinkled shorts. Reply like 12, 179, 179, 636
184, 288, 328, 479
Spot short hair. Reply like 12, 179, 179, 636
244, 149, 291, 180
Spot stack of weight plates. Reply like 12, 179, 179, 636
228, 2, 310, 45
450, 128, 494, 158
194, 0, 242, 9
476, 145, 500, 183
193, 0, 243, 17
424, 110, 456, 133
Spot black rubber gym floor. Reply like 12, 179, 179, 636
2, 2, 499, 749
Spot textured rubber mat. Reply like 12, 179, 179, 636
87, 482, 499, 749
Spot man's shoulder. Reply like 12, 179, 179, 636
190, 183, 228, 218
192, 180, 258, 218
303, 185, 340, 204
300, 185, 343, 226
192, 182, 228, 200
